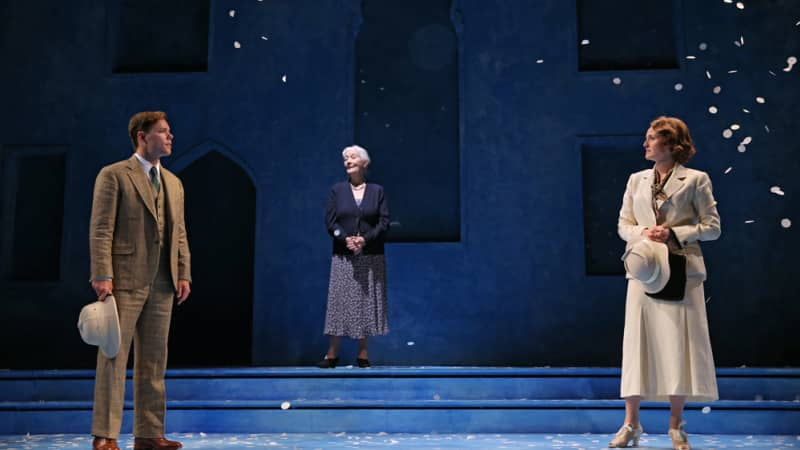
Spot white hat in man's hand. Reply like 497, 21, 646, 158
78, 294, 121, 358
622, 239, 670, 294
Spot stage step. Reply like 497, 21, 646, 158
1, 367, 798, 435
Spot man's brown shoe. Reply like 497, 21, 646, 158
133, 437, 183, 450
92, 436, 120, 450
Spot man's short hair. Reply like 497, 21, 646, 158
128, 111, 167, 150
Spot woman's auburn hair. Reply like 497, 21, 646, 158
650, 116, 697, 165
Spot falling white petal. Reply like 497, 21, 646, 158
229, 9, 236, 18
708, 106, 718, 114
755, 96, 765, 104
781, 218, 792, 228
783, 56, 797, 72
724, 167, 733, 174
728, 69, 738, 74
770, 186, 785, 196
698, 42, 708, 51
536, 59, 544, 64
713, 86, 722, 94
765, 125, 770, 133
702, 406, 712, 414
686, 55, 697, 60
612, 77, 622, 85
674, 83, 684, 91
734, 40, 742, 48
706, 70, 712, 79
745, 220, 755, 224
736, 1, 744, 9
261, 36, 269, 40
233, 41, 241, 49
742, 108, 750, 113
723, 129, 733, 139
742, 136, 752, 145
730, 124, 740, 130
407, 341, 415, 346
280, 401, 291, 410
281, 75, 287, 82
737, 144, 747, 152
581, 39, 590, 45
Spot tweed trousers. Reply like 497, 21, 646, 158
91, 252, 174, 439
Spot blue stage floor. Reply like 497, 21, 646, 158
0, 433, 797, 449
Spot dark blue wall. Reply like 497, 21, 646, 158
0, 0, 797, 369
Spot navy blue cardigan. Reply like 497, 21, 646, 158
325, 181, 390, 255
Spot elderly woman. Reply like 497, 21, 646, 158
318, 145, 390, 369
611, 117, 721, 449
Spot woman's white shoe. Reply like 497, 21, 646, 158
668, 421, 691, 450
608, 423, 643, 448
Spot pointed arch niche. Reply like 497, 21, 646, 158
167, 142, 256, 366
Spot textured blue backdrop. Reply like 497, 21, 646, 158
0, 0, 797, 368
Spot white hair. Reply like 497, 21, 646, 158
342, 145, 371, 167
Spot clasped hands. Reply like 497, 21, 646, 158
642, 225, 672, 244
346, 235, 366, 254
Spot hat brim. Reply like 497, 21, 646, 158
99, 295, 121, 359
638, 240, 670, 294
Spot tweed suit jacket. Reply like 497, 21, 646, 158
90, 155, 191, 290
618, 163, 721, 281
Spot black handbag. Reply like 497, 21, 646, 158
645, 252, 687, 301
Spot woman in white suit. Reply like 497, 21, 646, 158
610, 116, 721, 449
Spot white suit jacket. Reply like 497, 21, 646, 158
618, 163, 721, 280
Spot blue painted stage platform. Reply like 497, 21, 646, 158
0, 432, 798, 449
1, 367, 798, 436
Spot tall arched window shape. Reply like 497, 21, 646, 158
169, 150, 255, 366
355, 0, 461, 242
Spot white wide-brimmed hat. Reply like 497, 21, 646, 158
78, 294, 121, 358
622, 239, 670, 294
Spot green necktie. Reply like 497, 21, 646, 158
149, 166, 160, 193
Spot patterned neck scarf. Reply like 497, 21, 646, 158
651, 167, 673, 207
651, 166, 683, 254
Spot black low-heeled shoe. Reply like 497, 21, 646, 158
356, 358, 371, 368
317, 356, 338, 369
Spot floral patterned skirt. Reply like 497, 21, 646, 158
324, 254, 389, 338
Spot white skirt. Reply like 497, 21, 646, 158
621, 278, 719, 402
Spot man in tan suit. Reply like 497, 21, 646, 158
89, 111, 191, 450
